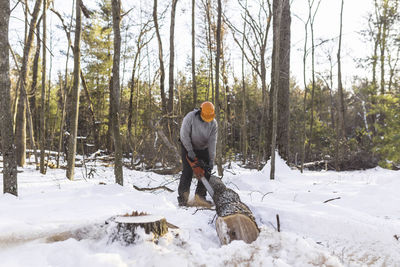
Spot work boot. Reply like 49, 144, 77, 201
177, 192, 189, 206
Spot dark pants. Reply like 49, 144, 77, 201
178, 143, 210, 199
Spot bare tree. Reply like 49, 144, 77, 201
270, 0, 285, 180
30, 18, 42, 144
153, 0, 167, 114
191, 0, 197, 106
274, 0, 291, 161
66, 0, 82, 180
40, 0, 47, 174
215, 0, 222, 175
167, 0, 178, 114
1, 0, 18, 196
305, 0, 321, 161
111, 0, 123, 185
15, 0, 42, 166
127, 20, 153, 166
241, 3, 248, 164
335, 0, 345, 170
199, 0, 215, 102
51, 0, 74, 167
224, 0, 272, 165
297, 11, 310, 173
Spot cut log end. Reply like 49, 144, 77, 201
216, 214, 260, 245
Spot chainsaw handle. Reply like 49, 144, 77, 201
186, 155, 206, 179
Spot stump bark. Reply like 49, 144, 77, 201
209, 176, 260, 245
110, 212, 168, 244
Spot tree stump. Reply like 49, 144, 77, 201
110, 211, 168, 244
209, 176, 260, 245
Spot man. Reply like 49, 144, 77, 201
178, 101, 218, 206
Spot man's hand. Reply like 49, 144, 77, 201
207, 162, 213, 174
187, 150, 196, 161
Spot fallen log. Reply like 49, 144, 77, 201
209, 176, 259, 245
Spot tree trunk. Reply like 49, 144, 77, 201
30, 19, 41, 144
168, 0, 178, 114
15, 0, 42, 167
56, 0, 74, 167
268, 0, 290, 162
215, 0, 223, 176
370, 3, 380, 136
270, 0, 285, 180
80, 71, 99, 149
40, 0, 47, 174
0, 0, 18, 196
9, 44, 39, 168
379, 2, 388, 96
127, 63, 137, 165
205, 0, 214, 102
259, 47, 267, 165
111, 0, 123, 186
57, 73, 66, 168
110, 213, 168, 244
335, 0, 345, 171
300, 13, 310, 173
241, 15, 247, 164
66, 0, 82, 180
153, 0, 167, 114
277, 0, 291, 161
307, 2, 316, 161
191, 0, 197, 107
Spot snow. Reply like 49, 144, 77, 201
1, 155, 399, 266
114, 215, 165, 224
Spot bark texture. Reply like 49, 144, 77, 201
0, 0, 18, 196
40, 0, 47, 174
66, 0, 82, 180
110, 214, 168, 244
209, 176, 259, 244
167, 0, 178, 114
269, 0, 285, 179
335, 0, 345, 171
268, 0, 290, 161
111, 0, 123, 185
277, 0, 291, 160
215, 0, 222, 175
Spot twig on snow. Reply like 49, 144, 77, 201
133, 185, 174, 193
323, 197, 341, 203
192, 207, 215, 215
276, 214, 280, 232
261, 192, 273, 201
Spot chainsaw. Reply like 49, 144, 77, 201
186, 155, 214, 198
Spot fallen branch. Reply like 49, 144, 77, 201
276, 214, 280, 232
323, 197, 341, 203
192, 207, 216, 215
152, 166, 181, 175
261, 192, 273, 201
133, 185, 174, 193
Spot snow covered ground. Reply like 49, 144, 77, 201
1, 156, 399, 267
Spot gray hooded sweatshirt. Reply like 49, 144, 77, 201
180, 109, 218, 164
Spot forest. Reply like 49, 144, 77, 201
1, 1, 400, 265
1, 0, 400, 195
